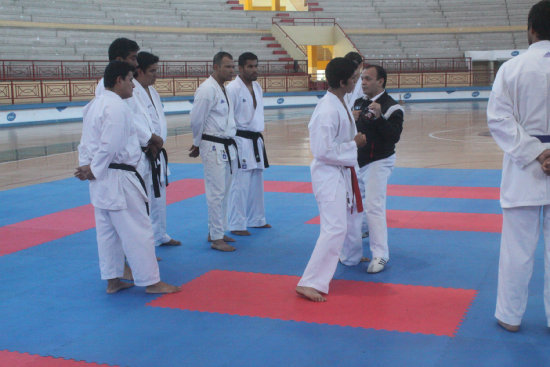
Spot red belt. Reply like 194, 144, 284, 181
347, 166, 363, 213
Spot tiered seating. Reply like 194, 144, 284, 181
0, 0, 533, 62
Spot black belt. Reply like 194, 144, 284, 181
534, 135, 550, 143
236, 130, 269, 168
108, 163, 149, 215
201, 134, 241, 173
142, 147, 169, 198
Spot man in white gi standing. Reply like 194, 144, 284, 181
296, 57, 366, 302
189, 52, 238, 252
226, 52, 271, 236
75, 61, 179, 294
487, 0, 550, 332
343, 51, 365, 108
134, 51, 181, 247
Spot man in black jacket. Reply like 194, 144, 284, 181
339, 64, 404, 273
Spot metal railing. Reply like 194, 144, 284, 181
272, 17, 335, 26
363, 57, 472, 73
0, 59, 309, 81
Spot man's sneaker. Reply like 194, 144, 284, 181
367, 257, 387, 273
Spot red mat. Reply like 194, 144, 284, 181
0, 350, 117, 366
387, 184, 499, 200
263, 181, 499, 200
0, 205, 95, 256
307, 210, 502, 233
166, 178, 206, 204
148, 270, 476, 337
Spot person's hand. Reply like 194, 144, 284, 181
352, 109, 361, 121
537, 149, 550, 164
149, 134, 164, 150
369, 102, 382, 119
188, 145, 200, 158
74, 165, 95, 180
354, 132, 367, 148
147, 144, 159, 160
542, 157, 550, 175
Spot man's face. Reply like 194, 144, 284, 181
118, 50, 138, 68
239, 59, 259, 82
215, 56, 235, 83
117, 71, 134, 99
139, 63, 158, 87
343, 68, 360, 94
361, 67, 384, 98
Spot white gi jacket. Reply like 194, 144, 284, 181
132, 81, 167, 141
78, 91, 146, 210
190, 76, 236, 160
96, 78, 154, 178
487, 40, 550, 208
309, 91, 359, 206
96, 78, 154, 148
226, 76, 265, 170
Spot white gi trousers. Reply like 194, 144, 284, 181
94, 179, 160, 287
149, 153, 172, 246
200, 140, 234, 241
298, 184, 362, 294
496, 205, 550, 326
228, 168, 266, 230
358, 154, 395, 260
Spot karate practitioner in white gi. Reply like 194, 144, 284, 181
487, 0, 550, 332
226, 52, 271, 236
343, 51, 365, 109
75, 61, 180, 294
134, 51, 181, 247
189, 52, 238, 252
296, 57, 366, 302
95, 38, 164, 201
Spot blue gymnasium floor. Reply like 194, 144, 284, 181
1, 164, 550, 367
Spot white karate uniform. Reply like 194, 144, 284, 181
96, 78, 154, 181
133, 80, 173, 246
191, 76, 237, 241
297, 91, 363, 294
78, 91, 160, 287
226, 76, 267, 230
487, 40, 550, 326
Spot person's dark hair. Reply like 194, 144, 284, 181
344, 51, 364, 68
103, 61, 135, 88
213, 51, 233, 66
108, 38, 139, 61
366, 64, 387, 89
325, 57, 357, 89
137, 51, 160, 71
528, 0, 550, 41
238, 52, 258, 67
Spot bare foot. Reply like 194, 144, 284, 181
252, 223, 272, 228
211, 239, 236, 252
146, 281, 181, 294
106, 278, 134, 294
121, 263, 133, 281
231, 230, 251, 236
160, 239, 182, 246
296, 286, 326, 302
207, 234, 236, 243
360, 256, 370, 262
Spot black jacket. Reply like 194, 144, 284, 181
353, 91, 404, 167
